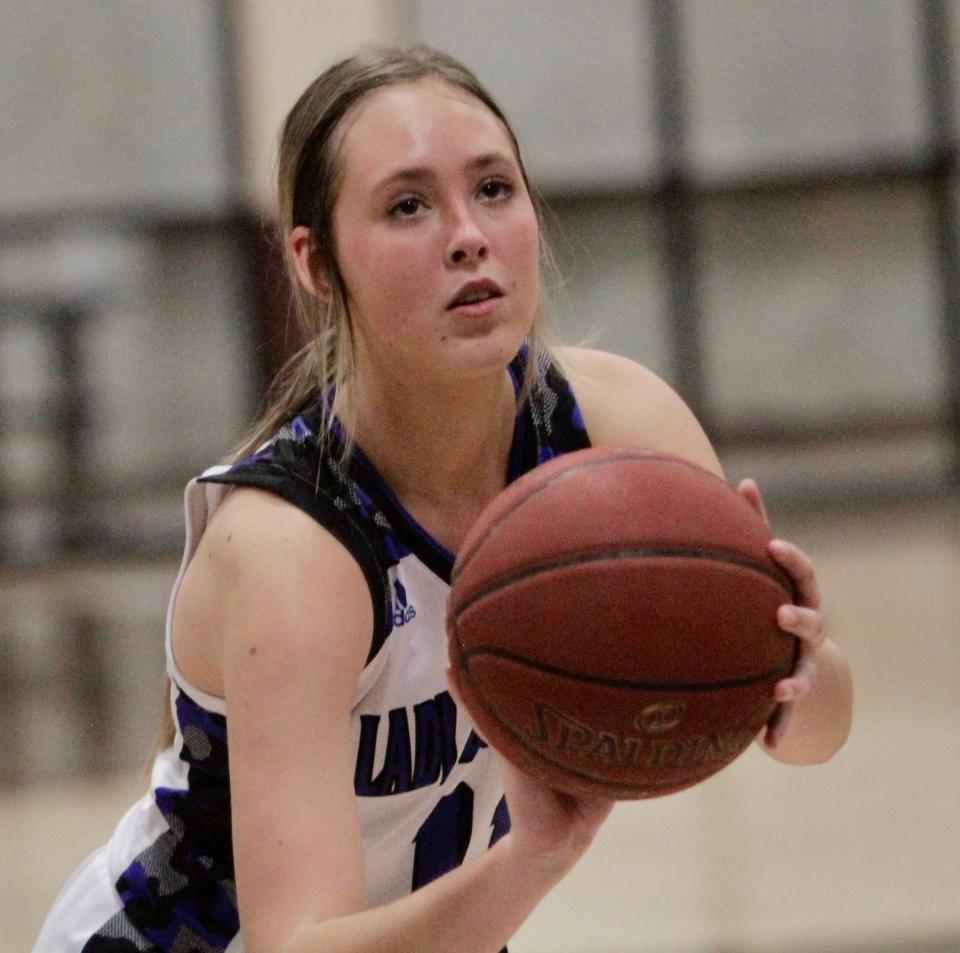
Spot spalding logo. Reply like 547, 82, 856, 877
635, 701, 687, 734
525, 699, 751, 771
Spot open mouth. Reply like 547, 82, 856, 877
448, 281, 504, 310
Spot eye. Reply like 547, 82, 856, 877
388, 196, 425, 219
478, 177, 514, 202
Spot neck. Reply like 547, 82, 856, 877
351, 363, 518, 539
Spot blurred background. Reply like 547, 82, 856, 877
1, 0, 958, 950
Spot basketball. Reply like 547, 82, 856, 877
446, 447, 800, 800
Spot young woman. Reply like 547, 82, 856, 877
34, 46, 852, 953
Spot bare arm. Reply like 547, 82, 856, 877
560, 347, 852, 765
184, 488, 610, 953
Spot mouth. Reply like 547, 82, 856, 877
446, 280, 504, 310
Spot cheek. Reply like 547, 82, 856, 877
373, 241, 441, 315
504, 215, 541, 288
337, 227, 434, 314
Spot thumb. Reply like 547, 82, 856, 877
737, 477, 769, 526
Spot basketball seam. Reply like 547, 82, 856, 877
459, 644, 793, 692
451, 546, 794, 618
452, 449, 721, 582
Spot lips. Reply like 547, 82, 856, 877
447, 279, 504, 310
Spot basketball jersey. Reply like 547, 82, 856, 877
33, 346, 590, 953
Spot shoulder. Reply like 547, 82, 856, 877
178, 486, 374, 696
202, 485, 364, 574
206, 486, 373, 627
557, 346, 723, 477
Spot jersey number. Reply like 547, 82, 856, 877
411, 783, 510, 891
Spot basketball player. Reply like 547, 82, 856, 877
34, 46, 852, 953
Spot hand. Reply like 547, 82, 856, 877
496, 758, 615, 878
737, 479, 828, 748
446, 667, 614, 878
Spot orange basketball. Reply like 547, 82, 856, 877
446, 447, 799, 799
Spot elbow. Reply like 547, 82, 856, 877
806, 640, 854, 764
768, 718, 850, 766
804, 715, 852, 766
765, 650, 854, 766
824, 652, 854, 761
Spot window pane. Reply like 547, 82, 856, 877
682, 0, 927, 178
949, 0, 960, 134
416, 0, 658, 189
81, 233, 254, 485
0, 321, 58, 403
698, 184, 943, 426
0, 0, 233, 213
547, 200, 670, 377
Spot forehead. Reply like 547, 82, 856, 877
335, 78, 517, 186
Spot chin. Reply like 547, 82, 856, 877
449, 322, 530, 375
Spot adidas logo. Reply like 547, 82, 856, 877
392, 579, 417, 627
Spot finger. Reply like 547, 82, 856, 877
737, 478, 769, 525
774, 652, 817, 702
769, 538, 821, 609
764, 701, 793, 748
777, 604, 826, 649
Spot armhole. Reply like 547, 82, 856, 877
197, 468, 391, 667
165, 472, 231, 715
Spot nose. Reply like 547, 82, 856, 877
446, 203, 488, 266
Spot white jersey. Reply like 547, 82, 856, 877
33, 346, 591, 953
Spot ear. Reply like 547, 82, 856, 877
289, 226, 333, 301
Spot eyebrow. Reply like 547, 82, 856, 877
372, 151, 516, 193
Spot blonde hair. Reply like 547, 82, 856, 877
230, 44, 561, 464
